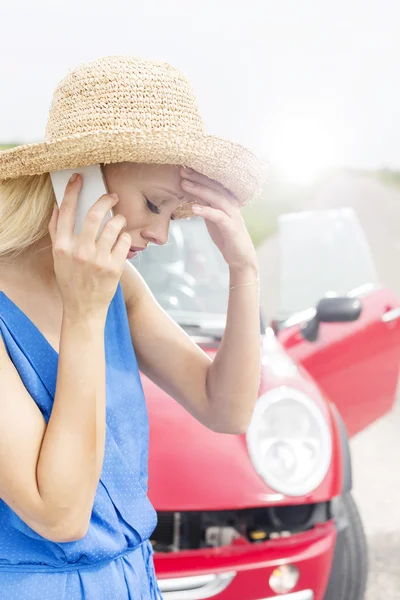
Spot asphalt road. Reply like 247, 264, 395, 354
310, 173, 400, 599
352, 395, 400, 600
257, 173, 400, 599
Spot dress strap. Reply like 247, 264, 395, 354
0, 292, 58, 415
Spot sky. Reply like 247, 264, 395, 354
1, 0, 399, 183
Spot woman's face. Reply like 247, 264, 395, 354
102, 162, 193, 251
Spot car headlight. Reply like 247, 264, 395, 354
246, 387, 332, 496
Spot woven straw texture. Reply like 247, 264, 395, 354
0, 56, 265, 217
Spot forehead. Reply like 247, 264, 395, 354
139, 163, 181, 183
106, 162, 195, 219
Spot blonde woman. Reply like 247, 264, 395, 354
0, 56, 264, 599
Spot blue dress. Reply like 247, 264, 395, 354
0, 284, 162, 599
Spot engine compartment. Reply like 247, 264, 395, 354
151, 502, 331, 552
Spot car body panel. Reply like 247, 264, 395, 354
154, 521, 336, 600
145, 335, 343, 510
277, 286, 400, 436
135, 211, 400, 599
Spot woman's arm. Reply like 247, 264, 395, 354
0, 174, 131, 542
205, 264, 260, 432
37, 312, 108, 539
124, 168, 261, 434
122, 260, 260, 435
0, 316, 106, 543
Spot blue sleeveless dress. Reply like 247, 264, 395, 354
0, 284, 162, 599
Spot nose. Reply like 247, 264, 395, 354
142, 221, 170, 247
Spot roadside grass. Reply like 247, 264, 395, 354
372, 168, 400, 189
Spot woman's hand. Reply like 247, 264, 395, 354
180, 168, 258, 276
48, 173, 132, 319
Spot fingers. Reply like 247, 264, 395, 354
97, 214, 128, 254
111, 231, 132, 264
56, 174, 82, 240
180, 169, 239, 217
180, 166, 235, 195
48, 204, 59, 245
80, 193, 120, 243
180, 167, 239, 202
192, 203, 230, 226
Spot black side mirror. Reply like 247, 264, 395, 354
301, 296, 362, 342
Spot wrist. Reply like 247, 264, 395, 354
229, 262, 259, 286
62, 307, 107, 329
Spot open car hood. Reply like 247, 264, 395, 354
144, 341, 341, 511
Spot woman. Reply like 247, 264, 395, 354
0, 56, 264, 599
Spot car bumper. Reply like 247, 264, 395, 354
155, 520, 336, 600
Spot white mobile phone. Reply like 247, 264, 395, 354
50, 164, 113, 238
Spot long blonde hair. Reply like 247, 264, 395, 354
0, 173, 55, 258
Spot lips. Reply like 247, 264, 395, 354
127, 246, 146, 260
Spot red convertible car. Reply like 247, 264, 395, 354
135, 208, 400, 600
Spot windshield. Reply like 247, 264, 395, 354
133, 219, 229, 326
277, 208, 380, 322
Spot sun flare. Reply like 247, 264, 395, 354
268, 118, 340, 185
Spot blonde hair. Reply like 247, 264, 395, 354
0, 173, 55, 258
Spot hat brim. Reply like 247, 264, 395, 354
0, 130, 266, 216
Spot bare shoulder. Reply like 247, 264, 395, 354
120, 261, 153, 312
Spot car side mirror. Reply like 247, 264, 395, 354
301, 296, 362, 342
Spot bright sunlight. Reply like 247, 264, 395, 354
268, 117, 341, 185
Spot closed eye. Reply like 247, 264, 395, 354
145, 197, 161, 215
145, 197, 175, 220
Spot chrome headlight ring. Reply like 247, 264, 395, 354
246, 387, 332, 496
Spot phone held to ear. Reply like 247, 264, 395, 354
50, 164, 113, 238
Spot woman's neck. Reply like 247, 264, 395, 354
0, 234, 57, 293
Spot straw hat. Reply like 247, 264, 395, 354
0, 55, 265, 218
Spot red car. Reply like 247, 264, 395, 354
134, 208, 400, 600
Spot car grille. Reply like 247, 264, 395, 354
151, 502, 330, 552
